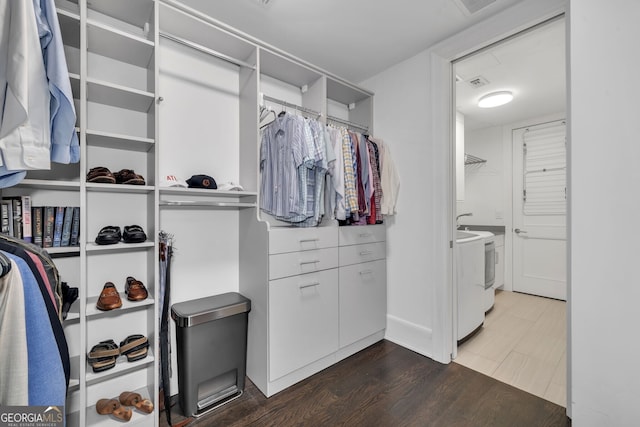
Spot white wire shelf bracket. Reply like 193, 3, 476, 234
464, 153, 487, 165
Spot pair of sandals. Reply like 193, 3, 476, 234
87, 334, 149, 373
95, 225, 147, 245
87, 167, 146, 185
96, 391, 154, 421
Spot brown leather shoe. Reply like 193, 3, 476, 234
125, 276, 148, 301
96, 282, 122, 311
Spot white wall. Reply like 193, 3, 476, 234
362, 0, 566, 363
361, 52, 436, 356
569, 1, 640, 425
457, 126, 505, 226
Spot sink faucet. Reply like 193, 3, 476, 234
456, 212, 473, 229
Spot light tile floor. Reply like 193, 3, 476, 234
454, 289, 567, 407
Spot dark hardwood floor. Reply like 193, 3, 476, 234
160, 340, 569, 427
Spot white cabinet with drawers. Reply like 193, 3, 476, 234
338, 225, 387, 348
269, 269, 339, 381
240, 223, 386, 398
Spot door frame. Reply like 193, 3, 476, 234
427, 0, 570, 416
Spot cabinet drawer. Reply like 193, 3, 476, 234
269, 247, 338, 280
268, 269, 339, 381
269, 227, 338, 254
339, 260, 386, 347
339, 242, 386, 267
338, 224, 385, 246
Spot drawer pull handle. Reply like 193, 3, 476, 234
299, 260, 320, 266
299, 238, 320, 243
359, 250, 373, 256
359, 269, 373, 275
358, 233, 372, 238
299, 282, 320, 289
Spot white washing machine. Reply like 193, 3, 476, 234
455, 232, 485, 341
468, 231, 496, 312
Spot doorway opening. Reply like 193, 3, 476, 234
451, 15, 567, 407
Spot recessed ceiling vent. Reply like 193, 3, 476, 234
452, 0, 497, 15
467, 75, 489, 89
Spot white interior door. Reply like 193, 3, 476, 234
512, 120, 567, 300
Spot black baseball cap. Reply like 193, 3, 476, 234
186, 174, 217, 189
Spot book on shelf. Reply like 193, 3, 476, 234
0, 202, 10, 235
2, 197, 22, 240
60, 206, 74, 247
32, 206, 44, 247
21, 195, 32, 243
69, 206, 80, 247
52, 206, 65, 247
43, 206, 55, 248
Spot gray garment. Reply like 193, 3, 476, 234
0, 259, 29, 405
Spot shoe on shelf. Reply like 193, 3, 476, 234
87, 167, 116, 184
119, 334, 149, 362
122, 225, 147, 243
125, 276, 148, 301
114, 169, 146, 185
87, 339, 119, 373
119, 391, 154, 414
96, 398, 132, 421
96, 282, 122, 311
95, 226, 122, 245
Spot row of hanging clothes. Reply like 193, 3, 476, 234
259, 102, 399, 227
0, 0, 80, 189
0, 233, 71, 407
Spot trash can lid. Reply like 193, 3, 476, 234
171, 292, 251, 328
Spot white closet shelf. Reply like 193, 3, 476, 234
85, 351, 155, 386
87, 78, 155, 113
160, 200, 257, 209
46, 246, 81, 256
85, 241, 155, 253
64, 305, 81, 323
159, 0, 256, 64
86, 182, 155, 194
159, 188, 257, 197
84, 385, 154, 426
87, 20, 154, 68
56, 7, 80, 50
159, 188, 257, 208
68, 378, 80, 393
17, 179, 80, 190
327, 77, 374, 105
68, 355, 81, 392
86, 129, 155, 152
69, 73, 80, 98
85, 294, 155, 318
88, 0, 155, 31
261, 49, 322, 89
56, 0, 80, 18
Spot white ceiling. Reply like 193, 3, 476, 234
180, 0, 526, 82
455, 17, 566, 130
179, 0, 565, 129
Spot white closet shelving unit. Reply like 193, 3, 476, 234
5, 1, 386, 423
159, 0, 386, 402
5, 1, 161, 425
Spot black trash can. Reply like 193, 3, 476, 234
171, 292, 251, 417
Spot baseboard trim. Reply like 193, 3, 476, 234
384, 314, 433, 358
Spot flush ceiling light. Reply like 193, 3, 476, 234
478, 91, 513, 108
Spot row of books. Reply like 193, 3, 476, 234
1, 196, 80, 248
